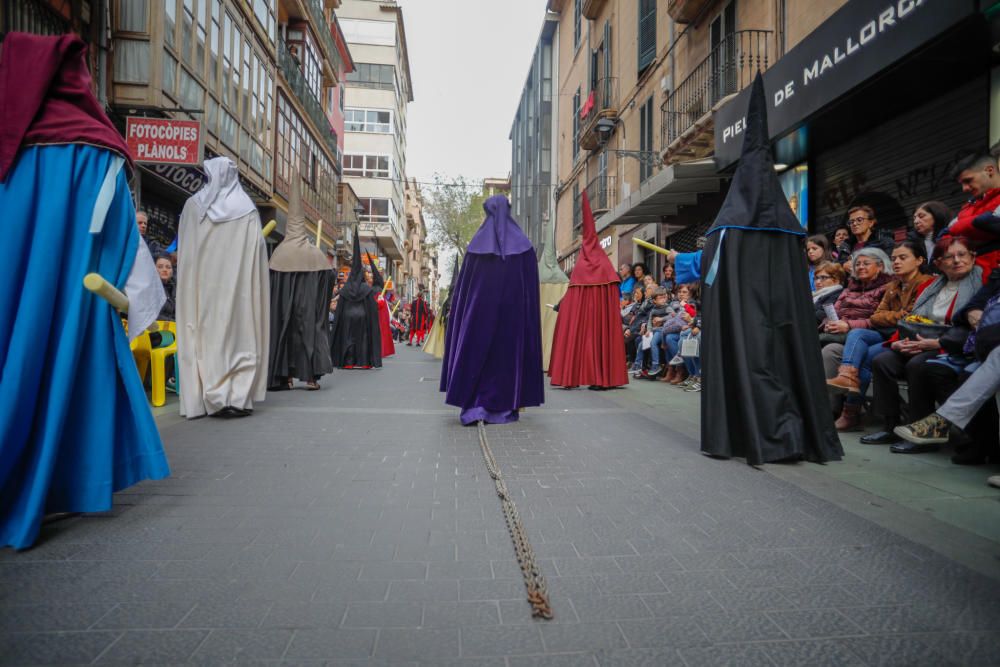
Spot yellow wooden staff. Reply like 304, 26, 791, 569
261, 220, 277, 238
316, 219, 323, 247
83, 273, 159, 331
632, 237, 672, 257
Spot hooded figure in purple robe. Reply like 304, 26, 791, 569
440, 196, 544, 424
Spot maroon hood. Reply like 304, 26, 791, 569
0, 32, 133, 181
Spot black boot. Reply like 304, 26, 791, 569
860, 417, 901, 445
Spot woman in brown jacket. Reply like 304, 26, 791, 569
827, 240, 931, 429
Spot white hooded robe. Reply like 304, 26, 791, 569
176, 157, 270, 417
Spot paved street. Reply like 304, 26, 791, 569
3, 345, 1000, 666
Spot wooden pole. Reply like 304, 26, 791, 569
632, 237, 671, 257
262, 220, 277, 238
316, 219, 323, 247
83, 272, 129, 312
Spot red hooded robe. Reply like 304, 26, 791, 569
548, 193, 628, 388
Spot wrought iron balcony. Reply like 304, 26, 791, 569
578, 77, 619, 152
660, 30, 770, 159
278, 35, 338, 159
667, 0, 713, 24
585, 173, 616, 216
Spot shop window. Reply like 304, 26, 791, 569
114, 40, 150, 83
778, 164, 809, 229
178, 68, 204, 110
162, 53, 177, 96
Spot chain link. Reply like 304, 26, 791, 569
477, 421, 554, 620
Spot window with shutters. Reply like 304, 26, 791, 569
572, 88, 581, 160
574, 0, 582, 49
639, 96, 654, 182
637, 0, 656, 74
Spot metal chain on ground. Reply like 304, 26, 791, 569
477, 420, 553, 620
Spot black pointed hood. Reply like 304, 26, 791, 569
707, 73, 804, 238
366, 252, 385, 292
339, 226, 373, 302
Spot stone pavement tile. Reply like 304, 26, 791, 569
0, 541, 81, 562
92, 601, 196, 629
765, 608, 864, 639
0, 561, 98, 581
613, 554, 684, 573
284, 628, 377, 660
760, 638, 867, 666
664, 551, 745, 572
394, 542, 458, 562
427, 560, 492, 580
289, 561, 364, 583
691, 610, 787, 642
498, 599, 580, 625
387, 580, 458, 602
359, 561, 428, 580
676, 643, 776, 667
657, 570, 737, 592
459, 626, 544, 657
374, 628, 460, 661
189, 628, 293, 662
530, 542, 580, 558
594, 647, 683, 666
0, 603, 114, 632
239, 579, 324, 603
259, 602, 347, 629
922, 631, 1000, 667
178, 600, 273, 628
592, 572, 666, 595
568, 594, 653, 621
342, 602, 423, 627
777, 584, 863, 609
310, 580, 390, 604
540, 621, 628, 652
640, 591, 724, 616
732, 549, 808, 570
551, 557, 623, 577
707, 587, 794, 611
459, 579, 526, 601
422, 601, 501, 628
95, 629, 209, 663
840, 605, 939, 634
616, 617, 709, 649
0, 631, 121, 665
507, 653, 598, 667
838, 635, 957, 667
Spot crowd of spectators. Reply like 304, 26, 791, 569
623, 153, 999, 468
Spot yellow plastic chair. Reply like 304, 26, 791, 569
128, 322, 152, 382
149, 321, 177, 407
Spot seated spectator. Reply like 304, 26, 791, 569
845, 205, 894, 260
862, 236, 984, 445
618, 263, 635, 298
154, 254, 175, 322
623, 286, 647, 365
660, 263, 676, 293
660, 284, 699, 385
620, 292, 635, 322
908, 200, 951, 265
944, 153, 1000, 278
826, 241, 931, 430
831, 225, 852, 263
642, 274, 657, 295
805, 234, 832, 290
635, 287, 671, 378
812, 261, 847, 325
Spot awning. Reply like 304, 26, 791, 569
595, 159, 724, 233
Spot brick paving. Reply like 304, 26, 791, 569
2, 345, 1000, 665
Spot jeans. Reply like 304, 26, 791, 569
649, 330, 665, 367
664, 332, 681, 362
938, 347, 1000, 429
841, 328, 888, 405
680, 330, 701, 376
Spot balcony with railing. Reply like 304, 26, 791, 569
278, 35, 339, 159
585, 173, 616, 216
282, 0, 343, 81
582, 0, 608, 20
578, 77, 619, 152
660, 30, 770, 162
667, 0, 713, 24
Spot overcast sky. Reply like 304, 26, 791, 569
401, 0, 548, 184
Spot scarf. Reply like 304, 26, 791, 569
911, 266, 983, 323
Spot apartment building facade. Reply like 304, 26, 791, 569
401, 179, 437, 304
531, 0, 999, 275
338, 0, 414, 285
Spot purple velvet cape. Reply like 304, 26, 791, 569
440, 196, 544, 424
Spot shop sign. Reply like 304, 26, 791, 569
714, 0, 975, 169
143, 163, 205, 196
599, 235, 613, 251
126, 117, 203, 165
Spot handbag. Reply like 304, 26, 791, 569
896, 319, 950, 341
680, 336, 700, 357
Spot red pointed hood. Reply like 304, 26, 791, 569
569, 192, 620, 286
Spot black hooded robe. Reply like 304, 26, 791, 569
268, 270, 334, 385
329, 230, 381, 368
699, 74, 842, 465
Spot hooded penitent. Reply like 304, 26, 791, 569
548, 192, 628, 388
440, 195, 543, 424
0, 32, 169, 549
699, 74, 841, 465
422, 254, 460, 359
176, 156, 270, 418
538, 218, 569, 370
329, 231, 381, 368
367, 252, 395, 358
267, 175, 333, 387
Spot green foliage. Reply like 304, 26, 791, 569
423, 174, 486, 257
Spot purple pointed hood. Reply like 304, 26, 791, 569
466, 195, 533, 258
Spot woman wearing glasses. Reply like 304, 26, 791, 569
863, 236, 983, 446
845, 205, 894, 259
